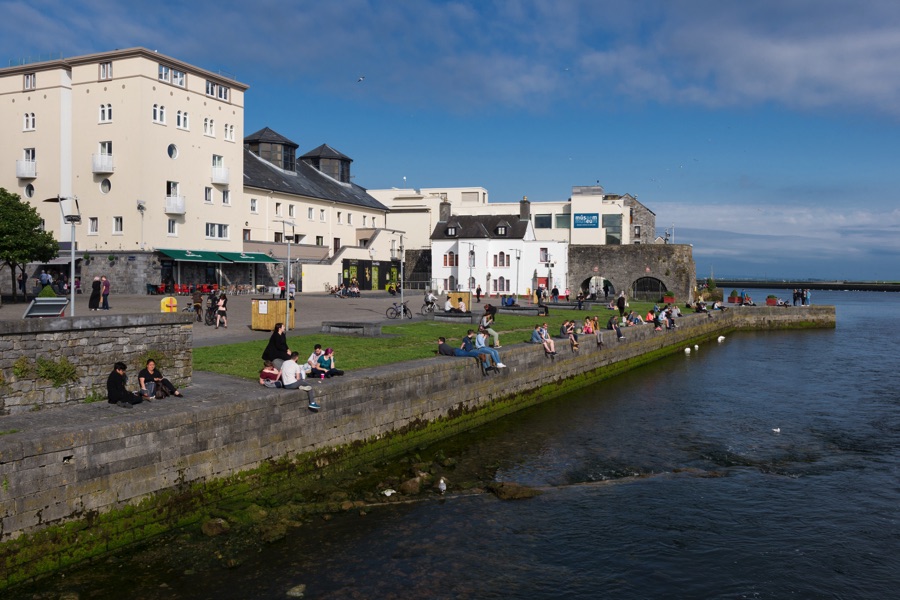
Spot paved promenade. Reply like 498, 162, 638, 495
1, 290, 432, 348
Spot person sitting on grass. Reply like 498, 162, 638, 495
107, 362, 142, 408
313, 348, 345, 379
259, 360, 282, 388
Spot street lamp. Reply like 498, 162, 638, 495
44, 196, 81, 317
513, 248, 522, 301
275, 218, 295, 330
466, 243, 475, 291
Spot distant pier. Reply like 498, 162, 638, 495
709, 280, 900, 293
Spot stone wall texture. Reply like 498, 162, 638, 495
0, 306, 833, 573
568, 243, 696, 302
0, 313, 193, 415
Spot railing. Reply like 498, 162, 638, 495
165, 195, 186, 214
91, 154, 114, 174
211, 166, 229, 185
16, 159, 36, 178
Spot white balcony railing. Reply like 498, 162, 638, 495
165, 195, 186, 215
91, 154, 115, 174
16, 159, 37, 179
211, 166, 230, 185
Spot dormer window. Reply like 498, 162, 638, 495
496, 226, 507, 236
447, 226, 456, 236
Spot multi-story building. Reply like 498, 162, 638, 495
0, 48, 400, 294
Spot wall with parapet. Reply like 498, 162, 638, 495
0, 313, 192, 415
0, 306, 833, 584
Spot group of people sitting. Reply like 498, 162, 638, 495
437, 328, 506, 372
106, 358, 183, 408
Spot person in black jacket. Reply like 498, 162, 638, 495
107, 362, 141, 408
261, 322, 291, 369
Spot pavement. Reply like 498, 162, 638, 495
1, 290, 434, 347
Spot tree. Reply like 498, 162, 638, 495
0, 188, 59, 304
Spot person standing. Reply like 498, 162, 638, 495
100, 275, 111, 310
616, 291, 627, 322
88, 276, 102, 311
278, 278, 286, 299
215, 292, 228, 329
17, 272, 25, 298
551, 285, 560, 303
475, 285, 482, 303
192, 289, 203, 322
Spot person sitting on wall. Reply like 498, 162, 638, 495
262, 322, 292, 369
313, 348, 345, 379
607, 316, 625, 340
530, 324, 557, 354
437, 336, 457, 356
444, 296, 461, 313
259, 360, 282, 388
457, 297, 467, 313
280, 352, 308, 389
475, 328, 506, 368
460, 329, 494, 371
504, 295, 518, 307
107, 362, 142, 408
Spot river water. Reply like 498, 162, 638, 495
13, 291, 900, 599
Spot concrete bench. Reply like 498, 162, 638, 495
320, 321, 382, 336
497, 306, 542, 317
432, 312, 478, 324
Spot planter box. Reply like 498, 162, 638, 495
663, 296, 675, 304
728, 296, 740, 303
766, 298, 778, 306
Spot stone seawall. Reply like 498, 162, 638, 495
0, 314, 193, 415
0, 306, 834, 586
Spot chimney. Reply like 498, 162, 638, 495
439, 201, 452, 223
519, 195, 530, 221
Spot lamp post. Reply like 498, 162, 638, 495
275, 218, 295, 330
466, 242, 475, 291
399, 234, 405, 309
44, 196, 81, 317
513, 248, 522, 301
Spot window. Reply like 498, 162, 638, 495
171, 69, 185, 87
176, 110, 189, 129
275, 202, 282, 216
23, 112, 35, 130
534, 214, 552, 229
372, 218, 377, 228
167, 143, 178, 159
337, 211, 342, 224
222, 190, 230, 205
99, 104, 112, 122
443, 251, 459, 267
24, 184, 34, 198
250, 198, 258, 213
347, 213, 353, 225
602, 214, 623, 245
99, 61, 112, 80
493, 252, 509, 267
167, 219, 177, 235
634, 225, 641, 237
212, 154, 223, 168
100, 141, 113, 156
89, 217, 98, 234
224, 124, 235, 141
204, 187, 213, 203
205, 223, 229, 239
204, 118, 215, 136
555, 214, 571, 229
446, 226, 456, 236
100, 179, 111, 194
23, 73, 35, 90
496, 225, 507, 236
320, 209, 326, 222
166, 181, 179, 198
363, 215, 367, 226
288, 204, 295, 217
217, 85, 229, 101
24, 147, 36, 161
315, 236, 324, 246
113, 216, 123, 234
152, 104, 165, 124
274, 232, 283, 243
308, 207, 314, 220
158, 65, 170, 82
206, 80, 216, 96
539, 247, 549, 262
243, 229, 251, 241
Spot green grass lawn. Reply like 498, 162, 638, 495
194, 301, 658, 380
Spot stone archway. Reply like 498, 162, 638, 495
579, 275, 615, 301
631, 276, 668, 301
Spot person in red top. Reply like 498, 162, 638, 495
278, 278, 286, 299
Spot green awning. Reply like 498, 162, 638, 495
157, 249, 231, 263
217, 251, 281, 264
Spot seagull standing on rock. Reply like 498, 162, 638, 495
438, 477, 447, 495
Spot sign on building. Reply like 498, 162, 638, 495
573, 213, 599, 228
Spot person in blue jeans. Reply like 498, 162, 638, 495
475, 329, 506, 368
457, 329, 490, 369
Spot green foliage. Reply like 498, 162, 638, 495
36, 356, 78, 387
729, 289, 739, 297
767, 294, 778, 299
0, 429, 19, 437
83, 390, 105, 404
38, 284, 57, 298
0, 188, 59, 299
12, 356, 32, 378
706, 277, 717, 291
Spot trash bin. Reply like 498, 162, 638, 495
160, 296, 178, 313
250, 298, 295, 331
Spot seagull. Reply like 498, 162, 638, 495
772, 428, 781, 434
382, 489, 396, 497
684, 347, 691, 354
694, 345, 699, 350
356, 75, 365, 83
717, 335, 726, 343
438, 477, 447, 495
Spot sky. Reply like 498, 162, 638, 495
2, 0, 899, 280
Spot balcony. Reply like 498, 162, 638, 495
91, 154, 115, 174
211, 166, 230, 185
165, 195, 186, 215
16, 159, 37, 179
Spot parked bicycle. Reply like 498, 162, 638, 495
386, 300, 413, 320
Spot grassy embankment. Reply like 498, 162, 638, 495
194, 302, 659, 380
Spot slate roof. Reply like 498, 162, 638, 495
430, 214, 529, 240
243, 149, 388, 212
301, 143, 352, 162
244, 127, 298, 147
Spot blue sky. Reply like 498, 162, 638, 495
3, 0, 899, 280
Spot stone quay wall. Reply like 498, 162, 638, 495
0, 313, 193, 415
0, 306, 834, 580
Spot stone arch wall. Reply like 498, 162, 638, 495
568, 244, 696, 303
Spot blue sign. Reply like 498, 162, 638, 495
573, 213, 599, 228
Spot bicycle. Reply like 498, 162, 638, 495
421, 301, 437, 315
386, 300, 413, 320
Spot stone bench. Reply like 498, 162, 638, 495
431, 312, 478, 324
320, 321, 382, 336
497, 306, 542, 317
